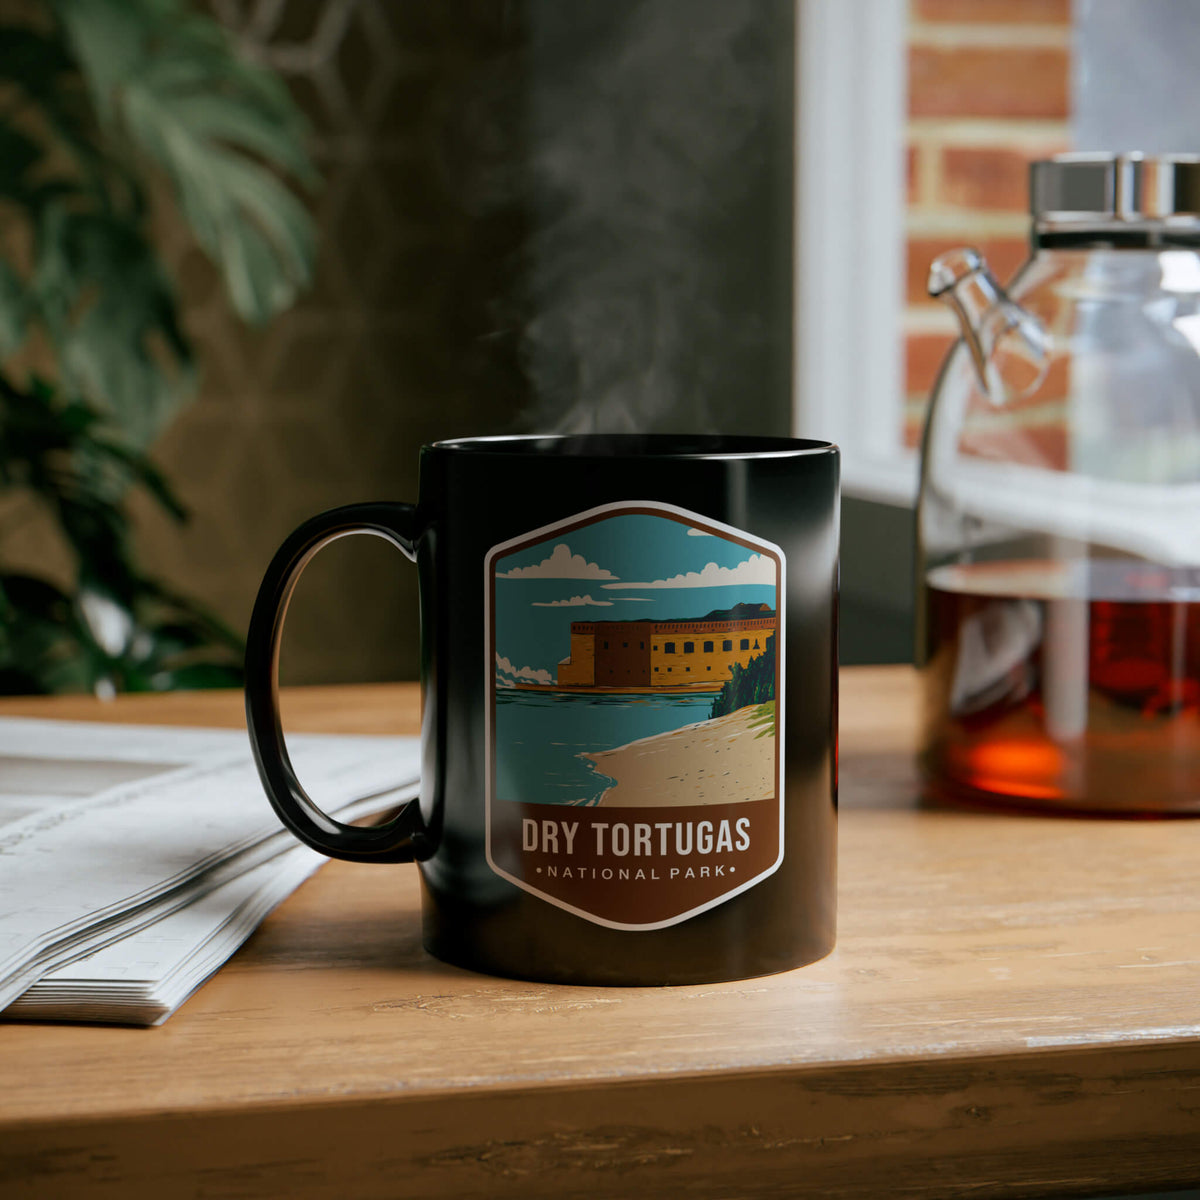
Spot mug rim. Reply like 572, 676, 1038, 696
428, 434, 838, 461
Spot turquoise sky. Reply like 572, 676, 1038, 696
494, 512, 778, 683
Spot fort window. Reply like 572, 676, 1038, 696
703, 641, 713, 653
640, 642, 645, 649
753, 640, 760, 649
686, 666, 691, 672
740, 638, 749, 650
684, 641, 694, 653
665, 642, 675, 653
603, 641, 609, 649
622, 641, 628, 648
723, 639, 732, 651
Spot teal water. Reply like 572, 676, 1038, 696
495, 689, 713, 806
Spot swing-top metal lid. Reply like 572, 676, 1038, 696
1031, 153, 1200, 225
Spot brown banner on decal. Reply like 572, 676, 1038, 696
484, 500, 785, 930
492, 799, 778, 927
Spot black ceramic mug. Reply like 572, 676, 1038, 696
245, 434, 838, 985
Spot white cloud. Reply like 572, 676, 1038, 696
495, 653, 554, 686
686, 528, 713, 537
531, 594, 613, 608
497, 543, 616, 580
603, 553, 776, 590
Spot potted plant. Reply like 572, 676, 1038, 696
0, 0, 316, 693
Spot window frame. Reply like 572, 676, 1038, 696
793, 0, 915, 507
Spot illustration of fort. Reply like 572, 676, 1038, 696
555, 603, 776, 692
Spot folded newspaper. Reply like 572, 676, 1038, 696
0, 717, 420, 1026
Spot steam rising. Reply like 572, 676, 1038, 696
519, 0, 791, 434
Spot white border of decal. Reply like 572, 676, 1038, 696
483, 499, 786, 931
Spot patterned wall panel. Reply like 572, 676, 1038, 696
134, 0, 530, 685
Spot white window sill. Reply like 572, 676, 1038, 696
841, 451, 919, 508
793, 0, 911, 512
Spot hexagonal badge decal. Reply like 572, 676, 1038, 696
484, 501, 785, 929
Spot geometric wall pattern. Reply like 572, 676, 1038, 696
134, 0, 530, 684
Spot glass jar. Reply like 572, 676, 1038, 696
918, 153, 1200, 814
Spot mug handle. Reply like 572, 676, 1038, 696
245, 502, 428, 863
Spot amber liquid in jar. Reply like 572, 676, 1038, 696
921, 560, 1200, 814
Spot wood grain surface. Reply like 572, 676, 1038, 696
2, 668, 1199, 1199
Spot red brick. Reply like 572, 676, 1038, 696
941, 146, 1041, 212
914, 0, 1070, 23
907, 236, 1029, 306
906, 332, 957, 396
932, 356, 1069, 423
909, 46, 1069, 119
959, 419, 1068, 470
1026, 355, 1069, 404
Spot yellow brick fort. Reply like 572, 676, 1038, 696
555, 603, 776, 692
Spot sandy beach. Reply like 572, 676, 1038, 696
584, 703, 775, 807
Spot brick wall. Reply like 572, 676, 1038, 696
903, 0, 1072, 447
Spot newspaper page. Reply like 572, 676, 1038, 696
6, 782, 418, 1025
0, 718, 421, 1021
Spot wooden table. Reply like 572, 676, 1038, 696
2, 667, 1199, 1199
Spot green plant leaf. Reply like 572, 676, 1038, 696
89, 434, 187, 521
0, 25, 112, 201
30, 204, 195, 442
0, 125, 42, 201
55, 0, 318, 324
0, 28, 75, 108
0, 1, 303, 695
0, 572, 98, 694
0, 261, 27, 355
0, 375, 186, 608
49, 0, 147, 124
